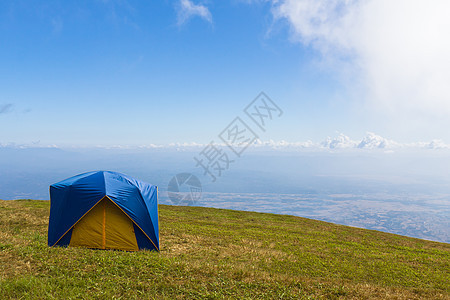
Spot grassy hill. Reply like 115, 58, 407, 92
0, 200, 449, 299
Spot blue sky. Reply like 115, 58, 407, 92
1, 1, 449, 242
1, 0, 450, 147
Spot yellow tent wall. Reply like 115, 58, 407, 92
69, 196, 139, 251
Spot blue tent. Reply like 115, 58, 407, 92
48, 171, 159, 251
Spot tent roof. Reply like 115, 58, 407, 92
48, 171, 158, 250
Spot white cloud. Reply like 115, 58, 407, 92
272, 0, 450, 117
253, 139, 316, 149
176, 0, 212, 25
357, 132, 399, 149
321, 133, 357, 149
424, 139, 450, 150
318, 132, 400, 150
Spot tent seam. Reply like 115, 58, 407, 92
105, 195, 159, 251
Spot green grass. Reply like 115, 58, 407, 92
0, 200, 449, 299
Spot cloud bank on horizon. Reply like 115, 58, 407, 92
272, 0, 450, 118
2, 132, 449, 151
